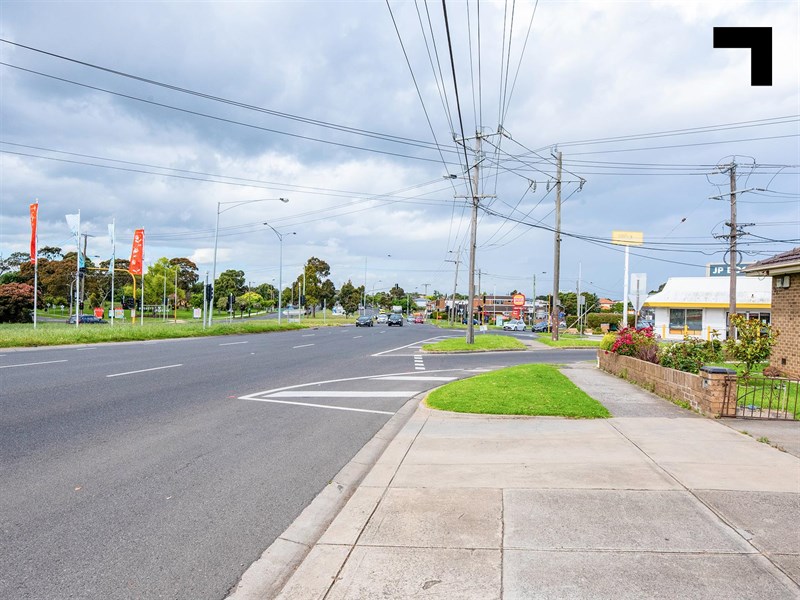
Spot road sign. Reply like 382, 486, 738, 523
512, 293, 525, 307
612, 231, 644, 246
629, 273, 647, 313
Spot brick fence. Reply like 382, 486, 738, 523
597, 350, 737, 417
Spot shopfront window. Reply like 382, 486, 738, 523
669, 308, 703, 331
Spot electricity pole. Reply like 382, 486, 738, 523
728, 162, 737, 341
551, 150, 563, 341
446, 255, 460, 325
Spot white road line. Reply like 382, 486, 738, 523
373, 376, 457, 382
106, 364, 182, 378
301, 334, 316, 337
219, 341, 248, 346
353, 335, 363, 339
371, 336, 452, 357
415, 367, 426, 371
0, 359, 68, 369
268, 391, 419, 398
244, 398, 394, 415
293, 343, 315, 349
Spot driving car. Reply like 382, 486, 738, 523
66, 315, 108, 324
503, 319, 526, 331
414, 316, 424, 324
355, 315, 373, 327
376, 314, 388, 324
387, 313, 403, 327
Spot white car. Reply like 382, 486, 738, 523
503, 319, 526, 331
376, 314, 388, 324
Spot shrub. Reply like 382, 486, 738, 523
610, 326, 659, 363
599, 333, 616, 351
660, 336, 724, 374
0, 283, 41, 323
725, 314, 779, 377
586, 312, 623, 329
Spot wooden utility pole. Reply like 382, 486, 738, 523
728, 162, 738, 340
447, 255, 460, 325
551, 151, 563, 341
466, 134, 481, 344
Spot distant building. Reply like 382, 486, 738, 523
643, 277, 771, 341
598, 298, 615, 311
743, 247, 800, 378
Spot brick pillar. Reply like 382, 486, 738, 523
699, 367, 738, 417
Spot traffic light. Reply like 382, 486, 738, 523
206, 284, 213, 300
78, 301, 84, 310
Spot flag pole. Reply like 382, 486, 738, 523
75, 210, 81, 329
110, 219, 115, 327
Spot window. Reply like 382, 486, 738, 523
669, 308, 702, 331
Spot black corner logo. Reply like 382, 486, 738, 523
713, 27, 772, 86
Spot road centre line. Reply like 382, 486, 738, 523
301, 334, 315, 337
353, 335, 363, 339
293, 343, 315, 349
107, 364, 183, 378
268, 391, 419, 398
244, 397, 394, 415
0, 359, 68, 369
219, 341, 248, 346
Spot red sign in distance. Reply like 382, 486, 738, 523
94, 307, 104, 318
512, 293, 525, 307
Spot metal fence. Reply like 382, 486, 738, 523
732, 375, 800, 420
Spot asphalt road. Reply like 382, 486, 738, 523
0, 323, 595, 599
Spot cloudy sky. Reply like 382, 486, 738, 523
1, 0, 798, 303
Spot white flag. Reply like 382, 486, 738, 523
108, 222, 116, 275
108, 222, 115, 247
65, 213, 80, 237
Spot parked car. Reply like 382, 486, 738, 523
532, 320, 566, 332
376, 314, 388, 324
503, 319, 526, 331
355, 315, 373, 327
387, 314, 403, 327
636, 319, 655, 329
66, 315, 108, 324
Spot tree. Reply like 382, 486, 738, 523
168, 258, 199, 293
294, 257, 331, 317
319, 279, 336, 310
255, 283, 277, 306
215, 269, 246, 301
0, 251, 30, 275
338, 280, 363, 316
725, 315, 779, 377
38, 246, 63, 261
237, 291, 264, 316
0, 283, 41, 323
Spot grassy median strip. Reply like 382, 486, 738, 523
535, 334, 601, 348
422, 334, 526, 353
426, 363, 610, 418
0, 320, 305, 348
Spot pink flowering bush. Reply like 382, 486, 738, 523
610, 326, 659, 363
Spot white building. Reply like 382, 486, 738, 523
644, 276, 771, 340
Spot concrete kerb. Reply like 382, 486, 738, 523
224, 394, 422, 600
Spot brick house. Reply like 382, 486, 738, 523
598, 298, 615, 311
743, 247, 800, 378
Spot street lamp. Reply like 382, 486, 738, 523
263, 222, 295, 325
210, 197, 288, 326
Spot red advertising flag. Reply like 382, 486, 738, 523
29, 203, 38, 263
129, 229, 145, 275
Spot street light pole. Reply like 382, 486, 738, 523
264, 222, 295, 326
210, 197, 288, 326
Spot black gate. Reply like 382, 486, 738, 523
734, 375, 800, 420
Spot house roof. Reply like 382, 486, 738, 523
743, 247, 800, 277
644, 276, 771, 308
598, 298, 614, 304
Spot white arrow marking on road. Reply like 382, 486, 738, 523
0, 359, 68, 369
106, 364, 183, 378
245, 398, 394, 415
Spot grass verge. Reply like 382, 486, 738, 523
426, 363, 610, 418
422, 334, 525, 352
535, 334, 601, 348
0, 320, 304, 348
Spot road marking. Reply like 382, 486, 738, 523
239, 368, 466, 401
371, 336, 452, 357
374, 376, 456, 382
415, 367, 426, 371
219, 341, 248, 346
106, 364, 183, 378
0, 359, 68, 369
245, 398, 394, 415
293, 343, 315, 349
268, 391, 419, 398
301, 334, 316, 337
353, 335, 363, 339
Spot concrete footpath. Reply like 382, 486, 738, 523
264, 363, 800, 599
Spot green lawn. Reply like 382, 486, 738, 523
535, 334, 602, 348
422, 334, 526, 352
0, 319, 304, 347
426, 363, 610, 418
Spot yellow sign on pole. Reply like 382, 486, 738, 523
611, 230, 644, 246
